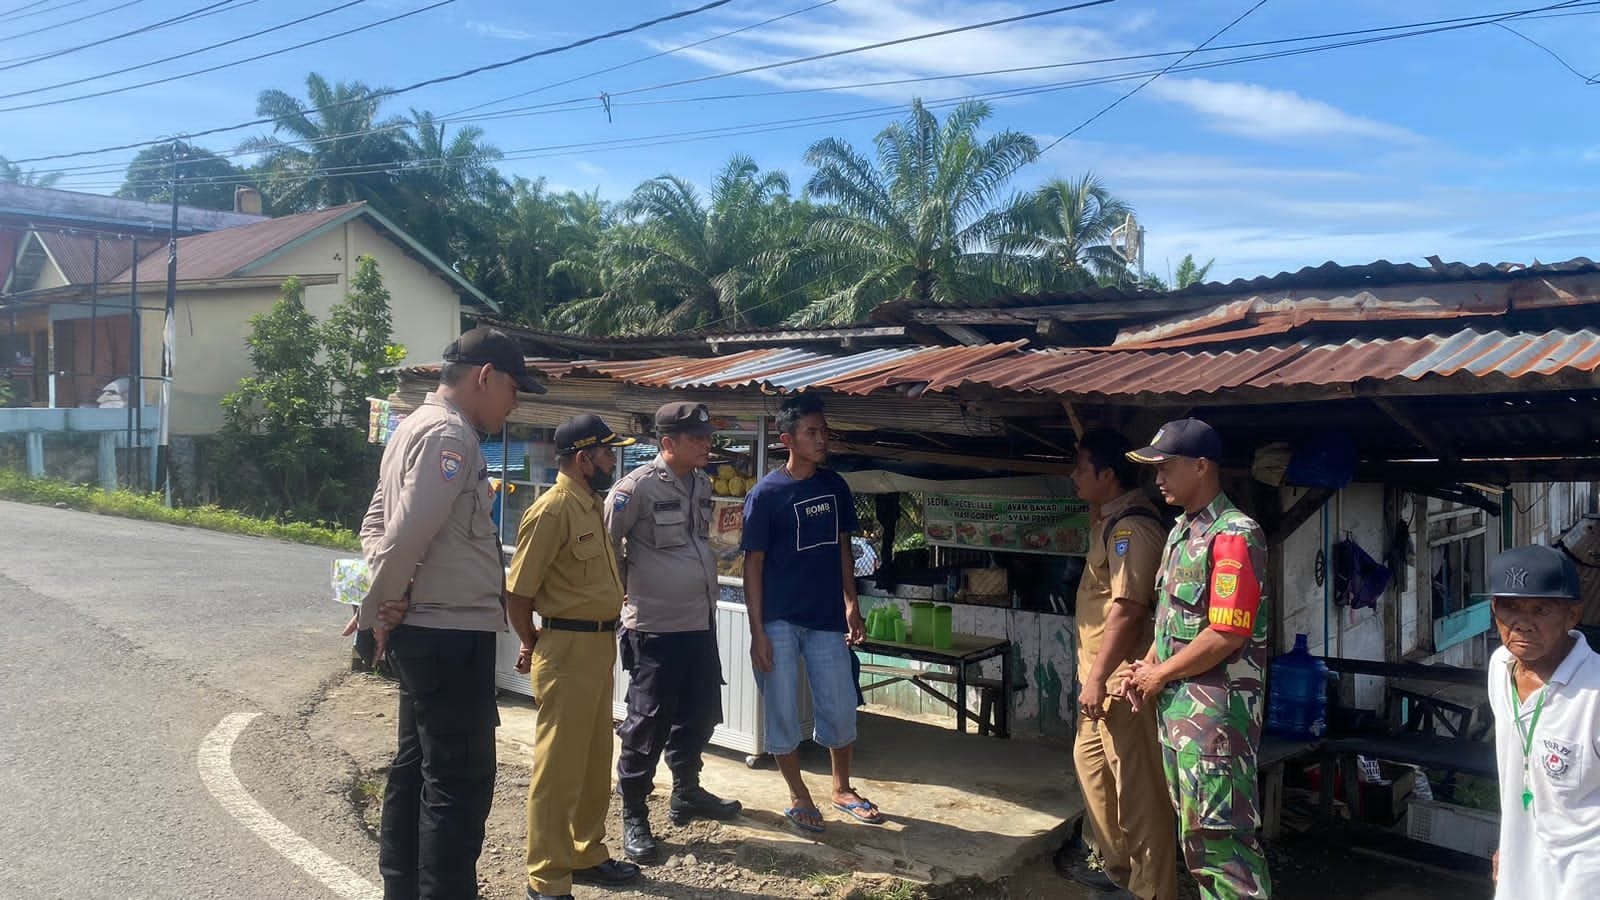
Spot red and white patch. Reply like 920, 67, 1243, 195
1207, 533, 1261, 635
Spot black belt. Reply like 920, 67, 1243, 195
544, 617, 618, 633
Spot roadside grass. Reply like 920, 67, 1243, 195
0, 469, 359, 550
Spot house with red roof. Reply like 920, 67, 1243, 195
2, 194, 495, 435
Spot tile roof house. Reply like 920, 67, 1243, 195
3, 200, 495, 433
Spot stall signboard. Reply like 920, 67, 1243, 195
924, 495, 1091, 556
711, 499, 746, 579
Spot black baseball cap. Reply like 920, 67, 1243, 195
1489, 545, 1581, 601
554, 413, 636, 455
1128, 418, 1223, 464
657, 401, 713, 436
442, 327, 546, 395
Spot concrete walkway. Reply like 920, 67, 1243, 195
496, 699, 1081, 886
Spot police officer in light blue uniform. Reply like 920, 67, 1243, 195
605, 402, 742, 863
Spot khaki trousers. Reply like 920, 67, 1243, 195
525, 629, 617, 895
1073, 693, 1180, 900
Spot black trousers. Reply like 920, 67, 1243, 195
615, 627, 724, 803
379, 626, 499, 900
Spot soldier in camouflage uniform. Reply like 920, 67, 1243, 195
1125, 418, 1272, 900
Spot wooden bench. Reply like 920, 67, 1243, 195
857, 662, 1015, 736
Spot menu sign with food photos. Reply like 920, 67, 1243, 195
923, 495, 1091, 556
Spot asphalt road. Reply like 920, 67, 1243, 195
0, 500, 381, 899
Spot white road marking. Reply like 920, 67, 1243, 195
199, 711, 381, 900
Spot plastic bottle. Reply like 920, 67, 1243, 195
1267, 633, 1329, 739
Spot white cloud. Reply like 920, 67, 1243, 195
464, 20, 541, 41
1148, 78, 1419, 144
654, 0, 1140, 104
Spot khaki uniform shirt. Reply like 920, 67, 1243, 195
605, 457, 717, 633
358, 392, 505, 632
508, 472, 625, 622
1076, 489, 1164, 694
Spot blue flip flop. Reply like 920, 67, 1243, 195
785, 806, 826, 833
832, 797, 885, 826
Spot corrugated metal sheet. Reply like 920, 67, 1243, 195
37, 233, 137, 285
110, 203, 361, 283
876, 256, 1600, 317
401, 329, 1600, 404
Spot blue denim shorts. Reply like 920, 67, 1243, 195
753, 619, 858, 755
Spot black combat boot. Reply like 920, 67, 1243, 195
669, 781, 742, 826
621, 798, 659, 864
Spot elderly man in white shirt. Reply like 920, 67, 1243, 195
1486, 544, 1600, 900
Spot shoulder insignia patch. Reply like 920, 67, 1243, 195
440, 449, 463, 481
613, 491, 631, 513
1214, 572, 1239, 598
1114, 538, 1131, 557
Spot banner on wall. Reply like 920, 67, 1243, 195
924, 495, 1091, 556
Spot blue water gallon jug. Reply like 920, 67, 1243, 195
1267, 633, 1329, 739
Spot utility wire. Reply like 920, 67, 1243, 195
0, 0, 155, 49
445, 0, 840, 118
0, 0, 386, 97
42, 0, 1600, 185
0, 0, 235, 71
0, 0, 64, 22
0, 0, 352, 80
0, 3, 432, 113
5, 0, 744, 163
1495, 22, 1598, 82
1042, 0, 1270, 155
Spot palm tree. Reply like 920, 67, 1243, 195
1012, 173, 1135, 288
551, 155, 806, 334
393, 109, 504, 259
0, 155, 61, 188
241, 73, 410, 217
1138, 253, 1215, 292
792, 98, 1042, 326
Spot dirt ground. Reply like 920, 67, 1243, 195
311, 671, 1495, 900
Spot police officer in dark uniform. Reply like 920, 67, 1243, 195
605, 402, 742, 863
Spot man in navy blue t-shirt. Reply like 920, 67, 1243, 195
742, 394, 885, 832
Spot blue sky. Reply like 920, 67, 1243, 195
7, 0, 1600, 282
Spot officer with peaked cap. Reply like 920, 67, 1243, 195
506, 414, 640, 900
605, 401, 742, 863
1124, 417, 1273, 899
1485, 544, 1599, 900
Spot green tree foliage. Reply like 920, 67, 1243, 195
0, 155, 61, 188
220, 262, 401, 524
221, 277, 333, 512
552, 156, 810, 334
322, 255, 406, 430
1011, 173, 1135, 287
228, 73, 1181, 330
792, 99, 1044, 325
242, 73, 411, 220
115, 142, 251, 211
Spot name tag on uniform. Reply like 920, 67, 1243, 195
578, 531, 596, 544
654, 500, 682, 512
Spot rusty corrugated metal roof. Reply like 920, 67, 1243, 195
110, 203, 363, 283
37, 233, 137, 285
400, 329, 1600, 405
875, 256, 1600, 318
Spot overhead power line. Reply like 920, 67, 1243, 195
38, 0, 1600, 186
0, 0, 235, 71
0, 0, 71, 23
0, 0, 358, 80
0, 0, 156, 49
1041, 0, 1270, 155
444, 0, 840, 119
4, 0, 746, 164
